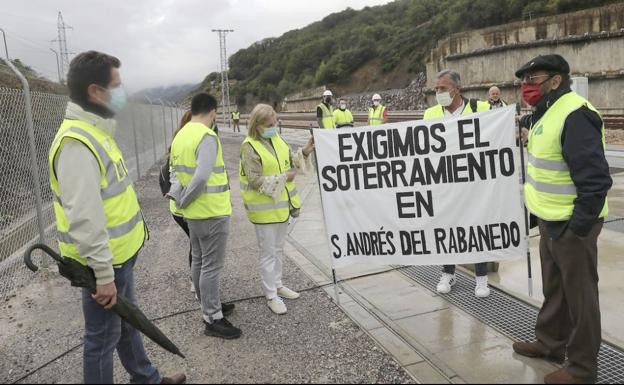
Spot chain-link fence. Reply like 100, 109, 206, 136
0, 87, 184, 299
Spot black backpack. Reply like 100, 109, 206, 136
159, 156, 171, 196
468, 98, 478, 113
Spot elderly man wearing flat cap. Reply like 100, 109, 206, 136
512, 54, 612, 384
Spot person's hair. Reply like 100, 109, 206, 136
550, 72, 572, 88
248, 104, 276, 140
437, 69, 461, 88
173, 110, 192, 139
191, 93, 218, 116
67, 51, 121, 106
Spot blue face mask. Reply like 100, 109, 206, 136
261, 127, 278, 139
106, 86, 127, 114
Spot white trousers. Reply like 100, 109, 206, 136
254, 222, 289, 299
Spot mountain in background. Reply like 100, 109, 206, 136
219, 0, 617, 110
132, 83, 199, 104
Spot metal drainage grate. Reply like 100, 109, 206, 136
399, 265, 624, 384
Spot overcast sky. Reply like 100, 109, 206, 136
1, 0, 392, 92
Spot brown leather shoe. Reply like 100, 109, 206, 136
161, 373, 186, 384
512, 341, 565, 364
544, 368, 592, 384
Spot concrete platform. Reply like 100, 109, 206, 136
285, 155, 624, 383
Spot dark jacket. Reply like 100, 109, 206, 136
521, 86, 612, 239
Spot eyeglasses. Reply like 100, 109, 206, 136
521, 74, 553, 85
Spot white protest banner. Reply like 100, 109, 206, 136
313, 106, 526, 268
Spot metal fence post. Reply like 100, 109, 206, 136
159, 99, 167, 154
169, 102, 175, 138
1, 29, 47, 266
130, 104, 141, 179
145, 96, 157, 163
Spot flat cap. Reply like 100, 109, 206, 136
515, 54, 570, 78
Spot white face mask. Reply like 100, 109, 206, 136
373, 100, 380, 106
339, 104, 346, 110
436, 91, 453, 107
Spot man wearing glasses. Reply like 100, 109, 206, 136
512, 54, 612, 384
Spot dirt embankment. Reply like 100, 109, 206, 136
0, 71, 66, 94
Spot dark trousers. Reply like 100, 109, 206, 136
82, 258, 160, 384
172, 214, 192, 268
443, 263, 488, 277
536, 219, 602, 381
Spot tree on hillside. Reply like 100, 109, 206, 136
226, 0, 619, 107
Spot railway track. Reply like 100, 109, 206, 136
221, 111, 624, 130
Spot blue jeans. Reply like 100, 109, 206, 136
444, 263, 488, 277
82, 257, 161, 384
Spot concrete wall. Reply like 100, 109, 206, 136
425, 3, 624, 111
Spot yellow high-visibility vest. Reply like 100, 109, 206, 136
423, 99, 490, 120
525, 92, 608, 220
169, 122, 232, 219
368, 105, 386, 125
232, 112, 240, 120
333, 109, 354, 128
239, 135, 301, 224
318, 103, 336, 129
48, 120, 146, 266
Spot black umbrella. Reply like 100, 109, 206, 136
24, 244, 185, 359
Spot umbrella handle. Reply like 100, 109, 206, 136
24, 243, 63, 272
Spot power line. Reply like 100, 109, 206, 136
0, 30, 61, 83
3, 29, 52, 52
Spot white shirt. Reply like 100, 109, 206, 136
444, 102, 465, 118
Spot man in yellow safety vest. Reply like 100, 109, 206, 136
49, 51, 185, 384
168, 92, 241, 340
333, 98, 354, 128
317, 90, 336, 129
487, 86, 508, 109
511, 54, 612, 385
368, 93, 387, 126
423, 69, 491, 298
231, 109, 241, 132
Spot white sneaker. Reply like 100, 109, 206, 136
475, 275, 491, 298
268, 297, 287, 315
190, 280, 196, 293
277, 286, 300, 300
436, 273, 456, 294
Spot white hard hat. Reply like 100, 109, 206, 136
323, 90, 333, 97
372, 93, 381, 100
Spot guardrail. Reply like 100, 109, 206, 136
219, 111, 624, 130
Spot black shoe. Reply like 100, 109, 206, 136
222, 303, 235, 317
204, 318, 242, 340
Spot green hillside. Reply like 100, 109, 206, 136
0, 58, 66, 93
227, 0, 616, 107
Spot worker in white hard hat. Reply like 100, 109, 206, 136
368, 93, 388, 126
317, 90, 336, 129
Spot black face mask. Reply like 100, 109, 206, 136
324, 97, 332, 104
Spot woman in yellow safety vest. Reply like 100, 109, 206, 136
240, 104, 314, 315
160, 110, 196, 294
